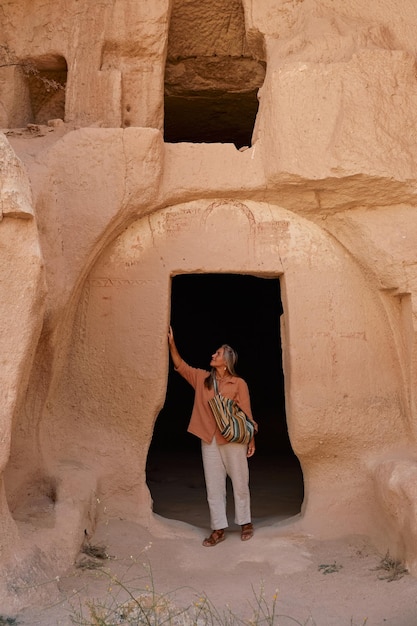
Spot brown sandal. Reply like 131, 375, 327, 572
241, 523, 254, 541
202, 529, 226, 547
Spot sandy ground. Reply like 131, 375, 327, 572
16, 520, 417, 626
14, 452, 417, 626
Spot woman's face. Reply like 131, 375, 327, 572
210, 347, 226, 369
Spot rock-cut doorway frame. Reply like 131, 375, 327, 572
146, 273, 304, 530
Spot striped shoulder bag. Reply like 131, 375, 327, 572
208, 378, 255, 445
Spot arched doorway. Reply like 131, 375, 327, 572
36, 198, 406, 536
147, 273, 304, 528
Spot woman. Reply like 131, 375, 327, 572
168, 326, 258, 546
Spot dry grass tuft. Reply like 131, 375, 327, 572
371, 552, 408, 582
75, 541, 112, 570
318, 562, 343, 575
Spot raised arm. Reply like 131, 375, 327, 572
168, 326, 182, 369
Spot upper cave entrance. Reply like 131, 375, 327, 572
24, 54, 67, 124
0, 51, 67, 127
147, 273, 304, 528
164, 0, 266, 148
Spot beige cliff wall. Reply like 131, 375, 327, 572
1, 0, 170, 128
1, 0, 417, 612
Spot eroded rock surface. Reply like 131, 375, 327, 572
1, 0, 417, 612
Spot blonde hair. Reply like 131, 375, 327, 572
220, 344, 238, 375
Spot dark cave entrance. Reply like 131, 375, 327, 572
164, 0, 266, 148
147, 274, 304, 528
164, 91, 261, 148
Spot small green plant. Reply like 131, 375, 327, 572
0, 617, 19, 626
318, 562, 343, 575
371, 551, 408, 582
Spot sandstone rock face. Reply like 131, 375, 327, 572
1, 0, 417, 611
0, 135, 46, 608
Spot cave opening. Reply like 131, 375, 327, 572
24, 53, 67, 124
164, 0, 266, 148
147, 273, 304, 529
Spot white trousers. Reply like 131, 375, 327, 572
201, 437, 251, 530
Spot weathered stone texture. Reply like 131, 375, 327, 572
1, 0, 417, 612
